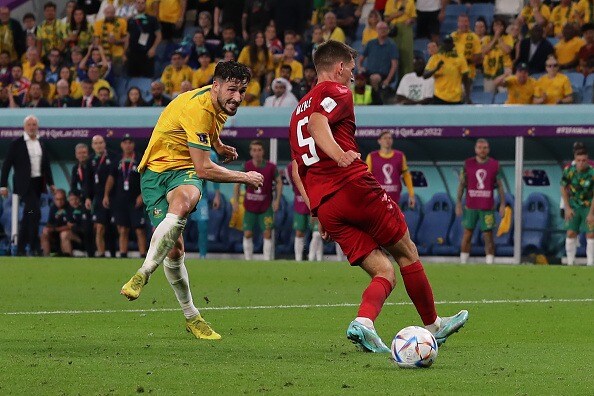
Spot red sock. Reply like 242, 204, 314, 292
357, 276, 393, 321
400, 261, 437, 325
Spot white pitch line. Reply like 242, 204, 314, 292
2, 298, 593, 316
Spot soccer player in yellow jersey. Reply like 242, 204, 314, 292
120, 61, 264, 340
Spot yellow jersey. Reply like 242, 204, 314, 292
92, 79, 113, 98
275, 59, 304, 81
138, 85, 228, 173
504, 76, 536, 104
94, 17, 128, 58
482, 35, 513, 78
426, 52, 469, 103
520, 4, 551, 29
244, 79, 261, 106
575, 0, 591, 23
550, 3, 580, 36
161, 64, 194, 95
192, 62, 216, 88
451, 31, 481, 79
555, 37, 586, 65
322, 27, 346, 43
385, 0, 417, 25
362, 26, 378, 46
22, 61, 45, 81
158, 0, 182, 23
535, 73, 573, 104
237, 46, 275, 79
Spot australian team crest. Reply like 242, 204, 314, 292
153, 208, 163, 218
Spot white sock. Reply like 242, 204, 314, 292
163, 253, 199, 319
425, 316, 442, 334
566, 238, 577, 265
486, 254, 494, 264
243, 237, 253, 260
308, 231, 320, 261
355, 317, 374, 329
139, 213, 186, 277
587, 239, 594, 266
263, 238, 272, 260
460, 252, 469, 264
294, 236, 304, 261
335, 242, 344, 261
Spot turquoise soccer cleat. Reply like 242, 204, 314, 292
433, 310, 469, 346
346, 321, 391, 353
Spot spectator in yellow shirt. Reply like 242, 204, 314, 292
275, 43, 303, 83
243, 68, 262, 107
322, 12, 346, 43
157, 0, 186, 40
384, 0, 416, 77
451, 14, 482, 80
37, 1, 65, 56
238, 30, 274, 89
64, 8, 94, 53
574, 0, 592, 25
192, 51, 215, 88
88, 64, 113, 98
94, 5, 128, 73
494, 62, 536, 104
362, 10, 381, 46
517, 0, 551, 31
22, 47, 45, 81
534, 55, 573, 104
549, 0, 580, 37
556, 23, 586, 69
482, 18, 514, 92
59, 66, 82, 99
161, 50, 193, 96
424, 35, 471, 104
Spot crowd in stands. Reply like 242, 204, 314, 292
1, 0, 594, 108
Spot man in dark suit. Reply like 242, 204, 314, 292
0, 115, 55, 255
73, 80, 101, 107
516, 24, 554, 75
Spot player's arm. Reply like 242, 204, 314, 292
308, 112, 360, 167
189, 146, 262, 187
587, 189, 594, 226
212, 137, 238, 164
291, 160, 310, 210
272, 170, 283, 212
496, 172, 505, 217
560, 173, 573, 220
103, 175, 114, 208
402, 155, 415, 208
456, 168, 466, 216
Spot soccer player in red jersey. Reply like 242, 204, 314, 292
289, 40, 468, 352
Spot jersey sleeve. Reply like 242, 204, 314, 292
311, 84, 353, 125
561, 167, 571, 186
402, 155, 409, 172
180, 105, 213, 151
365, 153, 372, 171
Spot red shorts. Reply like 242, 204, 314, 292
317, 172, 408, 266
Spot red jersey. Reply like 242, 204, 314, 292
289, 80, 368, 214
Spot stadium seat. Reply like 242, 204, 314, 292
572, 86, 583, 104
431, 215, 463, 255
416, 193, 454, 255
582, 85, 593, 104
413, 38, 430, 60
275, 196, 295, 255
494, 193, 515, 256
127, 77, 153, 102
399, 194, 422, 243
351, 40, 364, 55
585, 73, 594, 87
565, 72, 584, 88
472, 72, 484, 92
493, 92, 507, 104
470, 91, 494, 104
207, 191, 231, 253
183, 218, 199, 252
521, 192, 550, 254
356, 23, 365, 41
469, 3, 495, 25
547, 37, 559, 47
445, 4, 468, 17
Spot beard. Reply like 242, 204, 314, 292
217, 95, 240, 116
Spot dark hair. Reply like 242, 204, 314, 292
125, 86, 147, 107
44, 1, 57, 10
248, 30, 269, 68
11, 62, 22, 70
213, 61, 251, 84
81, 78, 93, 85
23, 12, 35, 21
573, 142, 588, 156
379, 130, 392, 138
97, 86, 110, 94
0, 50, 10, 57
313, 40, 357, 72
250, 139, 264, 149
280, 64, 292, 72
222, 23, 235, 32
70, 7, 88, 32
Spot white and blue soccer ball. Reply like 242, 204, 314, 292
391, 326, 438, 368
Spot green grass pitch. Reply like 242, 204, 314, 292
0, 258, 593, 395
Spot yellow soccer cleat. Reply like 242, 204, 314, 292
120, 272, 148, 301
185, 314, 222, 340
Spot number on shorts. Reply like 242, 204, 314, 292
296, 116, 320, 166
186, 170, 197, 179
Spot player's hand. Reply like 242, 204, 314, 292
337, 150, 361, 167
409, 195, 416, 209
135, 195, 143, 208
564, 207, 574, 221
318, 221, 333, 242
218, 144, 239, 163
272, 200, 280, 212
0, 187, 8, 198
147, 47, 156, 58
245, 171, 264, 190
85, 198, 92, 210
102, 196, 110, 209
212, 192, 221, 209
499, 203, 506, 218
455, 202, 463, 217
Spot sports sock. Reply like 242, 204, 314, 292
163, 253, 200, 319
486, 254, 494, 264
198, 219, 208, 259
460, 252, 469, 264
263, 238, 273, 260
566, 237, 577, 265
243, 237, 253, 260
425, 316, 442, 334
400, 261, 438, 325
309, 231, 323, 261
335, 242, 344, 261
357, 276, 393, 322
587, 239, 594, 266
139, 213, 186, 277
354, 317, 374, 330
294, 236, 304, 261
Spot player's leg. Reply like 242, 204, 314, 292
117, 226, 130, 258
308, 218, 323, 261
480, 210, 496, 264
564, 209, 580, 265
242, 210, 255, 260
59, 230, 73, 256
41, 226, 52, 256
293, 213, 306, 261
586, 231, 594, 266
460, 208, 478, 263
261, 208, 274, 260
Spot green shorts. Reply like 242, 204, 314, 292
564, 206, 594, 233
293, 213, 310, 232
243, 207, 274, 231
462, 208, 496, 232
141, 168, 204, 226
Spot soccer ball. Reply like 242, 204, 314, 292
391, 326, 438, 368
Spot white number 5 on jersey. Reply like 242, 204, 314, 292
296, 116, 320, 166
